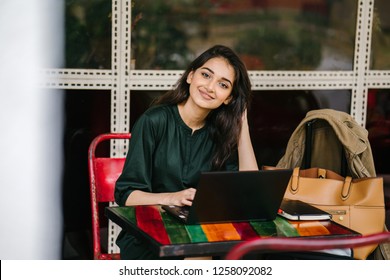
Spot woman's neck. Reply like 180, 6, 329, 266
178, 102, 209, 132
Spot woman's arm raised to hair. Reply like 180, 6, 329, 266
238, 110, 259, 171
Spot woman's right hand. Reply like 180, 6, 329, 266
125, 188, 197, 207
163, 188, 197, 206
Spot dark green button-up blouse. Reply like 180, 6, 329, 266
114, 104, 238, 259
115, 104, 238, 207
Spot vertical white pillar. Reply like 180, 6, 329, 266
0, 0, 64, 259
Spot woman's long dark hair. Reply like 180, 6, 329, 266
154, 45, 252, 170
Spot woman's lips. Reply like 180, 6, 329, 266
199, 89, 214, 100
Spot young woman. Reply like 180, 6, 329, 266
115, 45, 258, 259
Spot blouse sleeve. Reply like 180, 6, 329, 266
114, 113, 157, 206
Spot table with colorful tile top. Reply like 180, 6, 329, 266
105, 205, 360, 258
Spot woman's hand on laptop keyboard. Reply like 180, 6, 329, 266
162, 187, 196, 206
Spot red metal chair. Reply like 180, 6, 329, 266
225, 231, 390, 260
88, 133, 131, 260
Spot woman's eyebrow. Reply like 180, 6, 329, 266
200, 67, 233, 86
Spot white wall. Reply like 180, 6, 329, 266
0, 0, 64, 259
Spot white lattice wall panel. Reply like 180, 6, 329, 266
41, 69, 373, 91
250, 71, 355, 90
106, 0, 132, 255
39, 69, 113, 89
129, 70, 183, 90
351, 0, 374, 125
45, 70, 360, 91
366, 71, 390, 88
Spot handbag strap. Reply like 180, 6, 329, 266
290, 167, 353, 199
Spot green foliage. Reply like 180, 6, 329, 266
235, 26, 322, 70
65, 0, 111, 68
131, 0, 192, 69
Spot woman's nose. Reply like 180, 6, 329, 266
206, 80, 216, 93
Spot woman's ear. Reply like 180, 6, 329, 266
186, 71, 194, 84
223, 95, 233, 105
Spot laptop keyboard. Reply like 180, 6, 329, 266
163, 205, 190, 221
178, 206, 190, 217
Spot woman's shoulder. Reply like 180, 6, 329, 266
133, 104, 178, 138
143, 104, 176, 120
144, 104, 174, 114
135, 104, 178, 129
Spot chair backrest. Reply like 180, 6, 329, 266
225, 231, 390, 260
88, 133, 130, 260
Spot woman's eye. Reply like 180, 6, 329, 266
202, 72, 211, 79
219, 82, 228, 89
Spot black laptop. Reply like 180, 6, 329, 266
162, 169, 293, 224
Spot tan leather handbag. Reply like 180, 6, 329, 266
283, 167, 385, 260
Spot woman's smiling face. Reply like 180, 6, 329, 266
186, 57, 235, 111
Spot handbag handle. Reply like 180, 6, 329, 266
290, 167, 353, 200
342, 176, 352, 200
290, 167, 300, 193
